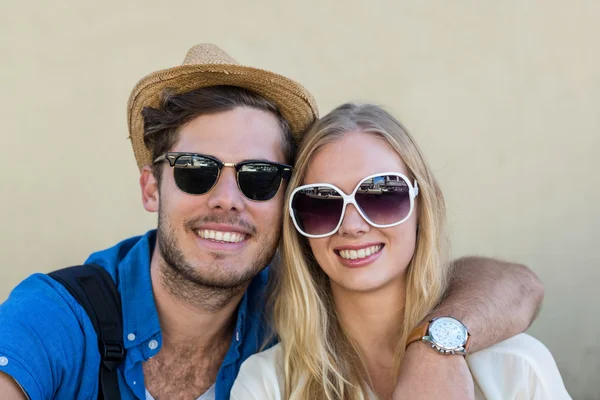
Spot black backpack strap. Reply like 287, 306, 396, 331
49, 264, 124, 400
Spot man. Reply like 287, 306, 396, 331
0, 44, 543, 400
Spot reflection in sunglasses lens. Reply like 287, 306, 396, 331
292, 174, 413, 236
173, 156, 220, 194
355, 175, 411, 226
172, 156, 285, 201
291, 186, 344, 235
238, 163, 282, 201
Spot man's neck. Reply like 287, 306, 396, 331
150, 255, 247, 350
144, 254, 250, 399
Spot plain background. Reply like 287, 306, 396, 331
1, 1, 598, 398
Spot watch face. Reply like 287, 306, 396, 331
429, 317, 468, 350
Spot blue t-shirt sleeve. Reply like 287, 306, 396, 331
0, 273, 99, 400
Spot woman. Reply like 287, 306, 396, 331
231, 103, 570, 399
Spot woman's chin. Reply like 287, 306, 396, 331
332, 275, 399, 294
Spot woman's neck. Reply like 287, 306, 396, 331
331, 277, 406, 398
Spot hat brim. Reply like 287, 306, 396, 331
127, 64, 319, 170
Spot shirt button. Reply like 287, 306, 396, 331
0, 357, 8, 366
127, 333, 136, 341
148, 340, 158, 350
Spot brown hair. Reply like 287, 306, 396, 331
142, 85, 295, 185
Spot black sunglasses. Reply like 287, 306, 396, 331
154, 152, 293, 201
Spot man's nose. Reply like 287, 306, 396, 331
205, 167, 245, 212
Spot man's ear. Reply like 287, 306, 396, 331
140, 165, 159, 212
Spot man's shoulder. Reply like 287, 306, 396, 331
2, 230, 153, 309
0, 232, 154, 400
0, 230, 152, 312
0, 271, 97, 341
84, 230, 156, 276
2, 272, 84, 313
0, 273, 100, 399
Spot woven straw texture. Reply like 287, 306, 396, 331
127, 44, 319, 169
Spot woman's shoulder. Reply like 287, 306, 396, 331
467, 333, 571, 399
231, 344, 284, 400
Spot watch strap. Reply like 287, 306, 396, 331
464, 332, 472, 353
406, 321, 429, 348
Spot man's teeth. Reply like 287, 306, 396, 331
338, 245, 382, 260
196, 230, 246, 243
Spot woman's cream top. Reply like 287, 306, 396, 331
231, 334, 571, 399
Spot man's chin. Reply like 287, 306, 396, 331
172, 257, 263, 288
182, 269, 258, 290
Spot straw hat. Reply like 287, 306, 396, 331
127, 44, 319, 169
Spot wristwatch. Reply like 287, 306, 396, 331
406, 316, 471, 355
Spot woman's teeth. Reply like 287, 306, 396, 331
196, 229, 246, 243
338, 245, 383, 260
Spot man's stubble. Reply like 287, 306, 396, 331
156, 204, 280, 312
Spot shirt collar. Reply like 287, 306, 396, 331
83, 230, 159, 349
222, 267, 270, 365
116, 230, 161, 349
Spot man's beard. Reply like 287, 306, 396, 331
156, 207, 279, 312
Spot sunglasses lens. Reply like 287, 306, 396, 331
173, 155, 220, 194
355, 175, 412, 225
238, 163, 283, 201
291, 186, 344, 236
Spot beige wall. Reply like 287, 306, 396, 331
1, 0, 598, 397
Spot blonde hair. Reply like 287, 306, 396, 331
272, 103, 451, 399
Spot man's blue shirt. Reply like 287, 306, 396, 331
0, 230, 270, 399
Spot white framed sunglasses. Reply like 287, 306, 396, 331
289, 172, 419, 238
